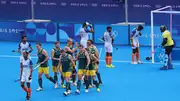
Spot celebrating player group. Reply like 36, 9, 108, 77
16, 22, 174, 100
17, 22, 103, 100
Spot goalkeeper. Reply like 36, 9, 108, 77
160, 25, 174, 70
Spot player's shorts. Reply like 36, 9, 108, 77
165, 45, 174, 55
78, 69, 88, 75
62, 72, 71, 78
104, 43, 113, 53
80, 40, 87, 48
86, 70, 96, 76
38, 67, 49, 74
21, 72, 32, 83
132, 40, 139, 49
52, 66, 60, 73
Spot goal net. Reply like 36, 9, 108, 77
151, 6, 180, 63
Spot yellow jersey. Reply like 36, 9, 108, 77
162, 30, 174, 46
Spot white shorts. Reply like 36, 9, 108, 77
132, 41, 139, 49
80, 40, 87, 48
104, 43, 113, 53
21, 72, 32, 83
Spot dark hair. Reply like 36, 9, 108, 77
54, 41, 60, 45
85, 48, 89, 51
87, 39, 94, 44
106, 26, 112, 30
22, 50, 29, 55
36, 42, 42, 46
79, 44, 84, 48
21, 36, 26, 40
60, 49, 65, 53
25, 51, 29, 54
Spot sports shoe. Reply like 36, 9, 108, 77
26, 95, 30, 100
92, 84, 95, 88
26, 92, 31, 100
73, 82, 77, 86
89, 85, 93, 88
63, 91, 68, 96
168, 67, 174, 69
36, 87, 43, 92
137, 61, 143, 64
67, 90, 72, 94
106, 65, 111, 68
160, 66, 168, 70
55, 83, 58, 89
61, 84, 66, 88
110, 64, 115, 68
99, 82, 103, 86
75, 90, 80, 94
131, 62, 137, 64
85, 89, 89, 93
97, 88, 100, 92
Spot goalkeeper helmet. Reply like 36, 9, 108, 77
137, 25, 143, 31
82, 22, 90, 27
160, 25, 166, 32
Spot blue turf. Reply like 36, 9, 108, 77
0, 42, 180, 101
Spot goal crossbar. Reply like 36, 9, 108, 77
152, 11, 180, 14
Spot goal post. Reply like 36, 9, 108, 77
17, 0, 51, 23
151, 6, 180, 63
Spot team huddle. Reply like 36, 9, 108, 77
17, 22, 174, 100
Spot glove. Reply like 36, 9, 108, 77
112, 38, 114, 44
28, 75, 32, 80
139, 32, 142, 36
28, 50, 32, 53
89, 24, 93, 28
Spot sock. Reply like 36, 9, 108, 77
83, 77, 86, 84
27, 88, 31, 97
69, 83, 71, 90
21, 85, 28, 92
72, 74, 76, 83
48, 76, 56, 84
61, 75, 64, 84
105, 56, 109, 65
109, 56, 112, 65
93, 80, 99, 88
77, 80, 81, 90
66, 82, 70, 92
54, 75, 58, 82
164, 54, 168, 67
136, 53, 140, 62
96, 72, 102, 84
132, 53, 135, 62
85, 80, 89, 89
88, 76, 92, 85
38, 78, 43, 88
